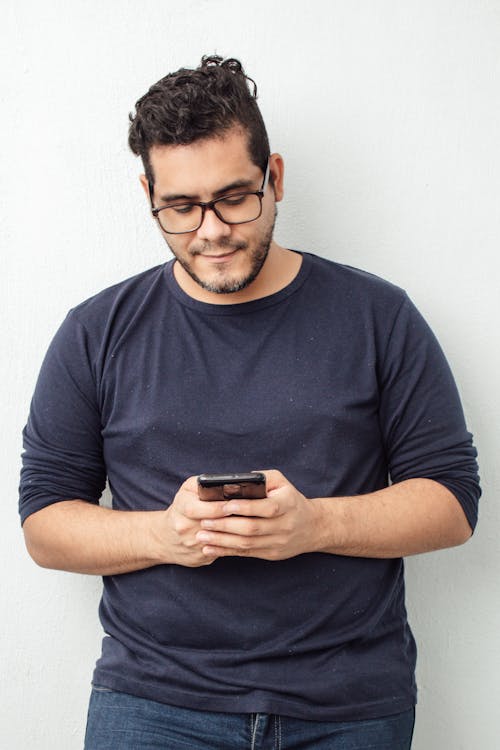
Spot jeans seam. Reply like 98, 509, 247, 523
251, 713, 259, 750
275, 715, 281, 750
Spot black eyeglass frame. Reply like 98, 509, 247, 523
148, 159, 270, 235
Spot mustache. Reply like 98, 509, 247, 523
189, 238, 247, 256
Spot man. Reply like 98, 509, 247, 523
20, 56, 479, 750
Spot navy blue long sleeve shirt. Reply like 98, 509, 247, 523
19, 251, 480, 720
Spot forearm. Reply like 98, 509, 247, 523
314, 478, 472, 558
22, 500, 166, 575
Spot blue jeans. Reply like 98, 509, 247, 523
85, 686, 415, 749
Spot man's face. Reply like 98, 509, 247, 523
142, 128, 283, 298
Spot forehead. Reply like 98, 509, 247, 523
149, 128, 259, 196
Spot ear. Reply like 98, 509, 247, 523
139, 174, 152, 203
269, 153, 284, 202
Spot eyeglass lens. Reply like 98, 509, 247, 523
157, 193, 262, 234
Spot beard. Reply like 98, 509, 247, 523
168, 209, 277, 295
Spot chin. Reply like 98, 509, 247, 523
181, 250, 269, 296
198, 273, 259, 295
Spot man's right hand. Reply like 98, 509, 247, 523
157, 475, 229, 567
22, 476, 230, 576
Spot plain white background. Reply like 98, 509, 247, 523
2, 1, 499, 747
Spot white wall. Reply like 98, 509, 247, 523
2, 1, 499, 747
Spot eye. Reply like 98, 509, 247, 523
171, 204, 196, 215
219, 194, 249, 207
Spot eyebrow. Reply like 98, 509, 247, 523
157, 177, 256, 205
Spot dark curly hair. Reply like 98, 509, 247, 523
128, 55, 270, 185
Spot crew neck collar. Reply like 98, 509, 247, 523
163, 251, 311, 315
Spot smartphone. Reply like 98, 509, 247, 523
197, 472, 266, 501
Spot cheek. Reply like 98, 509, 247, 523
260, 195, 277, 224
257, 205, 277, 241
165, 235, 189, 257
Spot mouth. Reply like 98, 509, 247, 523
198, 249, 241, 262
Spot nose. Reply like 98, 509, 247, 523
196, 206, 232, 242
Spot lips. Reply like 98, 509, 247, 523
191, 242, 246, 259
195, 248, 244, 263
203, 251, 238, 259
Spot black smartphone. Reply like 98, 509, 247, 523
197, 472, 266, 501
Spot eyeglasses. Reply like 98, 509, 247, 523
149, 160, 270, 235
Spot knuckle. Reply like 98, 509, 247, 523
269, 469, 284, 483
203, 501, 221, 518
172, 516, 185, 534
278, 534, 289, 548
183, 475, 199, 492
267, 547, 281, 561
173, 514, 193, 536
268, 501, 280, 518
182, 499, 196, 518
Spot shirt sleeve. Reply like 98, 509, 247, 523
19, 312, 107, 524
378, 294, 480, 530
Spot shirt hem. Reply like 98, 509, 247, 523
92, 668, 417, 722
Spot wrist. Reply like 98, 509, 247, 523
144, 509, 174, 565
311, 496, 347, 554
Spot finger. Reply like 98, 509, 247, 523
255, 469, 288, 492
202, 545, 251, 558
200, 515, 268, 536
198, 549, 220, 563
197, 530, 276, 551
222, 497, 283, 518
181, 475, 200, 492
201, 543, 276, 559
182, 497, 234, 520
